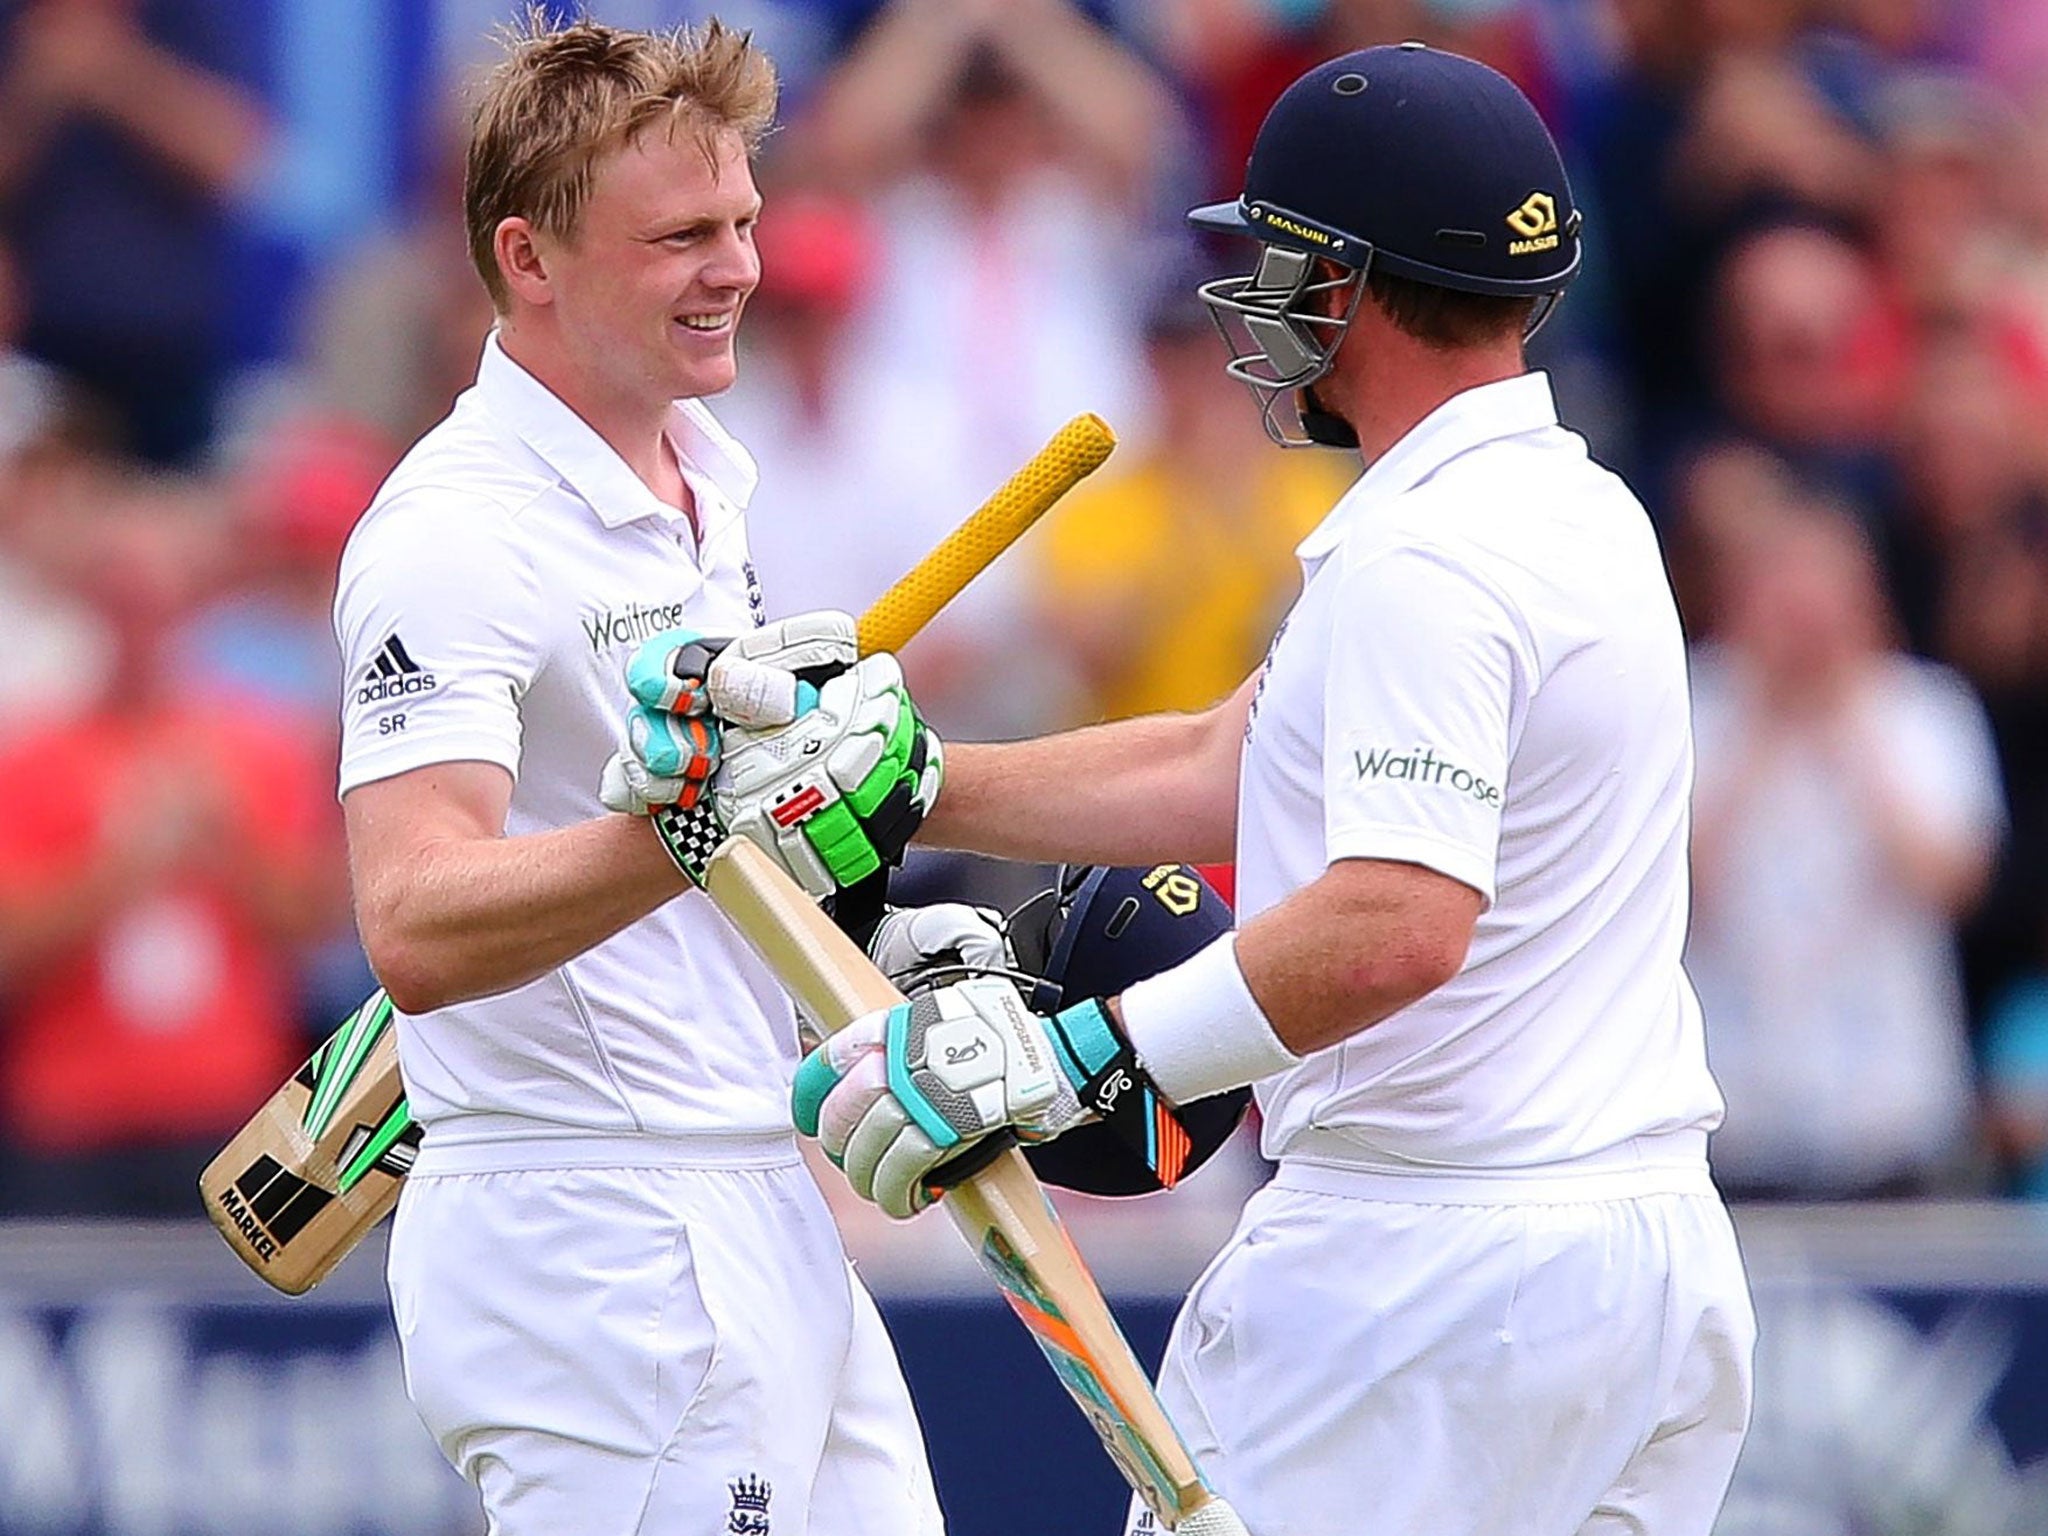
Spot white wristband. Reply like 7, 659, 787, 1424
1116, 932, 1299, 1105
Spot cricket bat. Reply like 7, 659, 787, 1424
201, 413, 1120, 1296
201, 990, 417, 1293
704, 836, 1247, 1535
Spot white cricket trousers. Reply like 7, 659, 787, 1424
387, 1132, 943, 1536
1126, 1139, 1756, 1536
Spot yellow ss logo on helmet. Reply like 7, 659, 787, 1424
1140, 865, 1204, 918
1506, 192, 1557, 238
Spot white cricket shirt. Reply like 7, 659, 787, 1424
334, 335, 800, 1155
1239, 372, 1725, 1170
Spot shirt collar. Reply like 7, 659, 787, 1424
475, 331, 758, 533
1295, 371, 1560, 565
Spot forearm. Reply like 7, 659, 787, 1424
807, 0, 983, 185
923, 698, 1244, 867
85, 40, 267, 195
985, 6, 1172, 197
354, 815, 691, 1013
1232, 879, 1456, 1055
1113, 858, 1479, 1103
0, 857, 138, 976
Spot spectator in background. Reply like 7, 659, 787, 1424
0, 489, 338, 1216
795, 0, 1173, 738
0, 437, 117, 739
1708, 221, 1904, 516
0, 0, 269, 467
0, 243, 107, 736
1886, 333, 2048, 1082
1687, 498, 2004, 1199
302, 104, 493, 453
177, 416, 393, 722
175, 418, 388, 1030
716, 190, 899, 616
1866, 71, 2021, 339
1664, 436, 1810, 640
1029, 275, 1348, 724
1569, 0, 1883, 491
1886, 335, 2043, 660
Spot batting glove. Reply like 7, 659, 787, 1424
599, 628, 731, 816
712, 650, 942, 901
601, 613, 867, 881
866, 902, 1014, 997
792, 977, 1092, 1219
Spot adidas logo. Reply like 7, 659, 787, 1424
356, 634, 437, 704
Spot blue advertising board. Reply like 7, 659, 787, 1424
0, 1206, 2044, 1535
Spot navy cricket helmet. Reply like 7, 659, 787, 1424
1189, 42, 1581, 445
1006, 863, 1251, 1197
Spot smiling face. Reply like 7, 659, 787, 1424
504, 123, 762, 411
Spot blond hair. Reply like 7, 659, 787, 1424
464, 10, 778, 310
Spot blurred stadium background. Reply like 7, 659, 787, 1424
0, 0, 2046, 1530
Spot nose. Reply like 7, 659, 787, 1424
703, 225, 760, 296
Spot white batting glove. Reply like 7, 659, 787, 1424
706, 610, 859, 728
867, 903, 1013, 997
791, 978, 1088, 1219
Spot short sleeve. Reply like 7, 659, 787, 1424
334, 494, 547, 796
1321, 545, 1533, 904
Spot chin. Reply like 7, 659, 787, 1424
671, 354, 737, 401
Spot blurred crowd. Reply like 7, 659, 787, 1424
0, 0, 2044, 1215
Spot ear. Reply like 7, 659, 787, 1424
494, 217, 553, 308
1313, 257, 1357, 319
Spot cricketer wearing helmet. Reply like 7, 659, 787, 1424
713, 41, 1756, 1536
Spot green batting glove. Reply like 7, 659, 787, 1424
712, 653, 943, 901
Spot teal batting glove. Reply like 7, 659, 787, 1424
791, 979, 1086, 1219
601, 630, 731, 818
624, 627, 732, 716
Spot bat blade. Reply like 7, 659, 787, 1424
703, 837, 1220, 1527
198, 991, 420, 1294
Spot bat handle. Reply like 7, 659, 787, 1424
1174, 1496, 1252, 1535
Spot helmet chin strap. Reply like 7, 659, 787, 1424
1297, 383, 1359, 449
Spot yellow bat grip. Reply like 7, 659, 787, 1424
855, 412, 1117, 656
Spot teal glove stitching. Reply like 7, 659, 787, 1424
886, 1002, 963, 1151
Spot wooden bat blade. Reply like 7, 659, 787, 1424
198, 992, 420, 1294
704, 837, 1216, 1526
